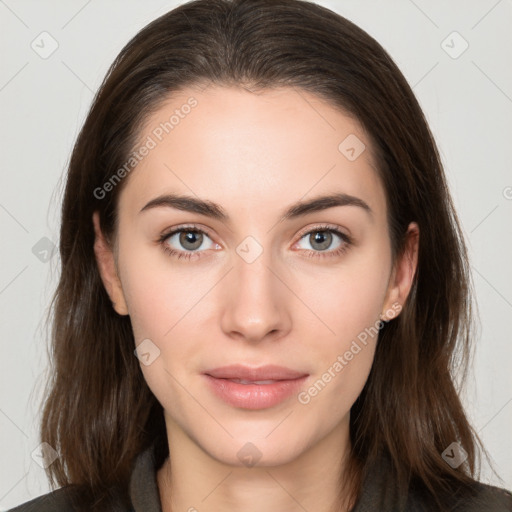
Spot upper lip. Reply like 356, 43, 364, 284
204, 364, 308, 381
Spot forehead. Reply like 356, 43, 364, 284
119, 85, 386, 222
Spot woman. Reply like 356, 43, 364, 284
9, 0, 512, 511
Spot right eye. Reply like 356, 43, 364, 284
158, 225, 218, 260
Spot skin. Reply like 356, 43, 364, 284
93, 85, 419, 512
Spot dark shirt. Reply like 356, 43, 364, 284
8, 442, 512, 511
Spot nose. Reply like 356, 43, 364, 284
219, 249, 291, 344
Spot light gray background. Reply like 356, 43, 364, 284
1, 0, 511, 508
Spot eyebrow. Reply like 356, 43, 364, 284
139, 192, 373, 222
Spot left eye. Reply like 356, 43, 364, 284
295, 228, 346, 252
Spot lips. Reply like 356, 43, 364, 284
202, 364, 309, 409
203, 364, 308, 381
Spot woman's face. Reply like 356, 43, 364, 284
94, 85, 417, 467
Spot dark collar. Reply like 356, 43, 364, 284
129, 442, 163, 512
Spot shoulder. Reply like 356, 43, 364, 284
7, 485, 133, 512
458, 481, 512, 511
7, 441, 162, 512
407, 479, 512, 511
7, 486, 79, 512
356, 453, 512, 512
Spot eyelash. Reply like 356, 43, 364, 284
157, 224, 353, 261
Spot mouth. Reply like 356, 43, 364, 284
202, 364, 309, 410
222, 378, 283, 385
204, 364, 308, 381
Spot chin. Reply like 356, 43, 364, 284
203, 437, 306, 468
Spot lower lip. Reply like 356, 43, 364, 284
203, 374, 308, 410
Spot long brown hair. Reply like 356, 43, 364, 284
41, 0, 491, 510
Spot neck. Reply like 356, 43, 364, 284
157, 414, 354, 512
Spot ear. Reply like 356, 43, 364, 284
92, 211, 129, 316
381, 222, 419, 321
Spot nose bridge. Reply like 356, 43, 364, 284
220, 234, 289, 342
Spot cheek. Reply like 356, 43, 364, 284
296, 282, 382, 421
294, 242, 390, 407
301, 241, 391, 347
119, 253, 207, 412
116, 235, 200, 341
117, 242, 213, 394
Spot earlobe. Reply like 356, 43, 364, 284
381, 222, 419, 321
92, 211, 129, 316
